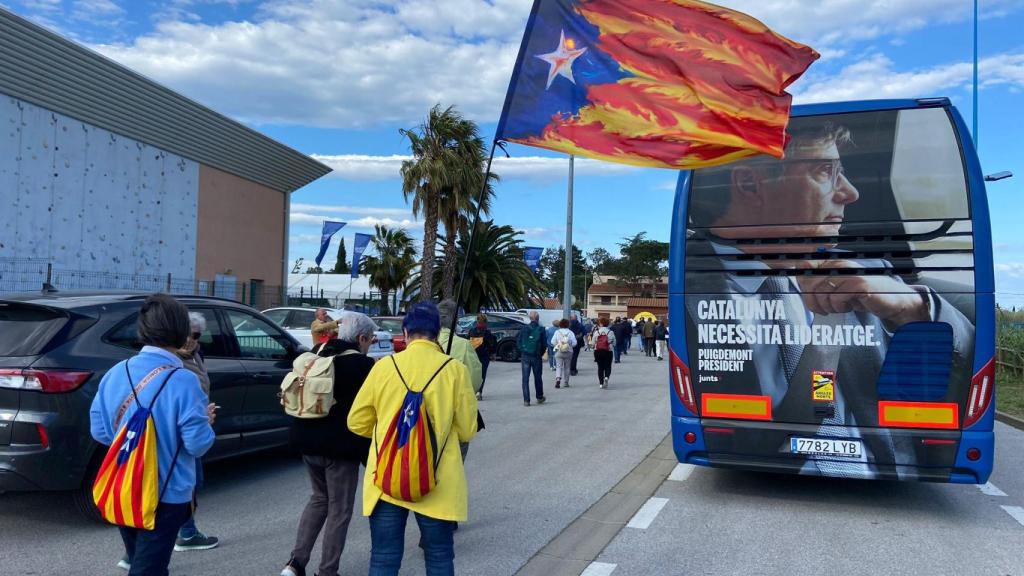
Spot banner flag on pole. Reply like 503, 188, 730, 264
352, 233, 373, 278
315, 221, 346, 267
523, 247, 544, 272
495, 0, 819, 170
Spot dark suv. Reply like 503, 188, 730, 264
0, 292, 304, 519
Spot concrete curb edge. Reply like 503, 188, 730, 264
996, 410, 1024, 431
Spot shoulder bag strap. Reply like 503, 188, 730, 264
114, 363, 174, 429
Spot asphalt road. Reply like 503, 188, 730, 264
592, 424, 1024, 576
0, 347, 671, 576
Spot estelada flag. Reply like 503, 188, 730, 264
496, 0, 820, 170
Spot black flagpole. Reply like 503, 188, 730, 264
445, 139, 505, 354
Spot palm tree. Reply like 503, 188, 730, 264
431, 220, 547, 312
360, 225, 417, 315
400, 104, 495, 301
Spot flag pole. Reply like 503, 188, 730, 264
445, 139, 502, 354
973, 0, 979, 147
562, 155, 574, 320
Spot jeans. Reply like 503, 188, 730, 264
613, 341, 621, 363
369, 500, 455, 576
520, 355, 545, 402
477, 351, 490, 394
178, 459, 204, 539
547, 346, 556, 369
595, 350, 613, 383
290, 456, 360, 576
120, 502, 192, 576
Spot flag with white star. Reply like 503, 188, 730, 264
496, 0, 820, 170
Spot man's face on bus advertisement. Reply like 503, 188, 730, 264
732, 139, 860, 237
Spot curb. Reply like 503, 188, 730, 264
996, 410, 1024, 431
514, 433, 677, 576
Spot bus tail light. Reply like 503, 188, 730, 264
669, 348, 697, 415
964, 358, 995, 429
702, 393, 773, 421
878, 401, 959, 429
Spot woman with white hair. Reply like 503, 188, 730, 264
282, 312, 378, 576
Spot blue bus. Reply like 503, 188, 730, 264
669, 98, 994, 483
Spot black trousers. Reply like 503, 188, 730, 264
119, 502, 192, 576
570, 342, 583, 372
595, 350, 613, 383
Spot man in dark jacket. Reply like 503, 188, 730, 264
282, 312, 377, 576
569, 313, 587, 376
517, 312, 547, 406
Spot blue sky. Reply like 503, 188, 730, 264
5, 0, 1024, 304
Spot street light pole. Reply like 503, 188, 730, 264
562, 155, 574, 319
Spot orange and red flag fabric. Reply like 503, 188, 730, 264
495, 0, 820, 169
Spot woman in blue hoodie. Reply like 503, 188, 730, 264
90, 294, 216, 576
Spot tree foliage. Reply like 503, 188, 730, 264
360, 225, 417, 315
331, 237, 350, 274
537, 245, 590, 306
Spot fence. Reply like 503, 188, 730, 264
0, 258, 285, 311
998, 346, 1024, 376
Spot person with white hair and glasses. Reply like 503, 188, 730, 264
282, 312, 379, 576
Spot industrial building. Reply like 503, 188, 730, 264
0, 8, 330, 304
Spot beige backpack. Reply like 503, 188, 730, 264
280, 348, 358, 418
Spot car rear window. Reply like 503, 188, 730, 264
0, 303, 69, 356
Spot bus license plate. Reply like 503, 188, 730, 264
790, 437, 863, 458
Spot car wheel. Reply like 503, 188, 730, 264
71, 451, 106, 524
499, 341, 520, 362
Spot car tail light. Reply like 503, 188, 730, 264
964, 358, 995, 429
36, 424, 49, 449
0, 369, 92, 393
669, 348, 697, 415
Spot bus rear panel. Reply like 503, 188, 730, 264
668, 98, 994, 483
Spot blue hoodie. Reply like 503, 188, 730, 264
90, 346, 215, 504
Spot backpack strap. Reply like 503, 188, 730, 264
389, 355, 454, 394
114, 362, 175, 430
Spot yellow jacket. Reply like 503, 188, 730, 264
439, 328, 483, 394
348, 339, 478, 521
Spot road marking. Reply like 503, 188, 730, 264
668, 463, 695, 482
627, 497, 669, 529
581, 562, 618, 576
978, 482, 1007, 496
1002, 506, 1024, 527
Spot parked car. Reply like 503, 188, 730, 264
0, 291, 306, 520
372, 316, 406, 352
456, 312, 528, 362
262, 306, 394, 359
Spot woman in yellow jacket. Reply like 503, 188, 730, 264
348, 301, 478, 576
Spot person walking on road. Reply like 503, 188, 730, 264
643, 318, 656, 357
282, 313, 378, 576
635, 319, 646, 352
551, 319, 577, 389
610, 318, 628, 364
569, 313, 587, 376
171, 312, 219, 554
591, 317, 616, 389
90, 294, 215, 576
348, 302, 478, 576
467, 314, 495, 400
545, 320, 559, 371
517, 312, 547, 406
654, 320, 668, 361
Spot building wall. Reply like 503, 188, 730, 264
0, 94, 198, 276
195, 164, 284, 287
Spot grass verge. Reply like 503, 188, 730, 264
996, 366, 1024, 420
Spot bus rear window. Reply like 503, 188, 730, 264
688, 108, 969, 232
0, 303, 69, 357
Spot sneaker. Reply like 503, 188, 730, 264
563, 382, 570, 388
603, 378, 609, 389
555, 379, 560, 389
174, 532, 220, 552
537, 396, 546, 405
117, 555, 130, 571
524, 401, 531, 407
281, 559, 305, 576
476, 391, 482, 400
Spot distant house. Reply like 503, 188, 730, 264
0, 8, 330, 302
586, 275, 668, 320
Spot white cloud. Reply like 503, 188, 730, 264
997, 263, 1024, 278
312, 154, 637, 182
290, 203, 411, 217
794, 52, 1024, 103
290, 211, 422, 230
